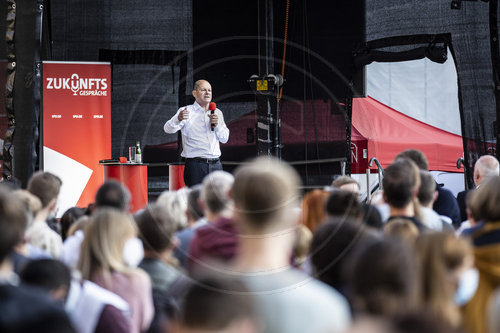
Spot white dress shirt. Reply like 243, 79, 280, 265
163, 101, 229, 158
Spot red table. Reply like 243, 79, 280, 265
101, 163, 148, 213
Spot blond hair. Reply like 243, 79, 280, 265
78, 208, 137, 284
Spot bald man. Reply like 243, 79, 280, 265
457, 155, 500, 222
164, 80, 229, 187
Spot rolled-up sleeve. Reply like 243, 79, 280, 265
215, 110, 229, 144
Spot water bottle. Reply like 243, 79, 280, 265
135, 141, 142, 164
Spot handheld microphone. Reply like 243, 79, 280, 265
209, 102, 217, 131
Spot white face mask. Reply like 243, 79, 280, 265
122, 237, 144, 268
454, 268, 479, 306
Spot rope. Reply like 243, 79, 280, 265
278, 0, 290, 102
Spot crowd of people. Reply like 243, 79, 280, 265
1, 149, 500, 333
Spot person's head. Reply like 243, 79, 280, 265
78, 208, 138, 280
157, 189, 189, 230
12, 189, 42, 218
413, 232, 473, 327
200, 170, 234, 217
20, 259, 71, 302
384, 218, 419, 245
232, 157, 300, 234
383, 159, 420, 209
469, 175, 500, 223
192, 80, 212, 107
310, 217, 378, 291
324, 189, 363, 221
473, 155, 500, 186
292, 224, 313, 267
177, 277, 258, 333
347, 238, 418, 317
331, 175, 361, 194
187, 184, 204, 223
417, 170, 437, 208
395, 149, 429, 170
361, 203, 383, 230
135, 204, 176, 257
60, 207, 86, 241
0, 188, 29, 265
300, 189, 329, 232
27, 172, 62, 210
94, 180, 131, 211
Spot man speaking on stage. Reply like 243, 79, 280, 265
164, 80, 229, 187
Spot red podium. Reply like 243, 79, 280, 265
101, 163, 148, 213
169, 163, 185, 191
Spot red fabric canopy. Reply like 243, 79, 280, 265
352, 97, 463, 172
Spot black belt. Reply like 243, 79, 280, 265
185, 157, 220, 164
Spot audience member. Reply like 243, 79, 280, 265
78, 208, 154, 333
292, 224, 312, 269
383, 159, 426, 231
395, 149, 461, 227
418, 170, 454, 231
414, 232, 474, 328
310, 217, 379, 296
324, 189, 363, 221
462, 176, 500, 333
60, 207, 86, 241
173, 184, 206, 269
231, 157, 351, 333
0, 187, 75, 333
360, 203, 383, 230
300, 189, 329, 232
331, 175, 361, 195
457, 155, 499, 222
94, 180, 131, 211
174, 277, 259, 333
384, 218, 419, 245
188, 171, 237, 274
20, 258, 71, 303
25, 171, 63, 258
347, 238, 418, 318
156, 188, 190, 231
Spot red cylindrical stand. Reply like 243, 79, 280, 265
101, 163, 148, 213
169, 163, 185, 191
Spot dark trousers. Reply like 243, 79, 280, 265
183, 158, 222, 187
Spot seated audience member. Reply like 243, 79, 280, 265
20, 258, 131, 333
383, 159, 426, 231
188, 171, 237, 274
10, 190, 45, 272
173, 184, 206, 269
135, 204, 182, 333
462, 176, 500, 333
457, 155, 499, 222
231, 157, 351, 333
360, 203, 383, 231
174, 277, 259, 333
310, 217, 379, 296
324, 189, 363, 220
418, 170, 453, 231
156, 188, 189, 231
0, 188, 75, 333
60, 207, 86, 241
25, 171, 63, 258
414, 232, 474, 328
331, 175, 361, 195
300, 189, 329, 232
347, 238, 418, 318
94, 180, 131, 211
78, 208, 154, 333
384, 218, 419, 245
395, 149, 461, 228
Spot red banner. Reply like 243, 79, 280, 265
43, 62, 111, 215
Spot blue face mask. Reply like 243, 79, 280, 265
454, 268, 479, 306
